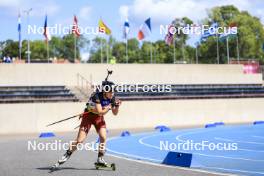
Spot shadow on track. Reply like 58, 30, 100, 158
36, 167, 113, 173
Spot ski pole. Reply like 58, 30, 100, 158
46, 112, 88, 127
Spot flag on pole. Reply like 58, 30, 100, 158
123, 19, 130, 39
123, 19, 130, 63
18, 13, 22, 48
72, 15, 81, 37
219, 22, 237, 41
98, 19, 111, 35
200, 22, 218, 41
43, 14, 51, 41
138, 17, 151, 40
165, 24, 174, 45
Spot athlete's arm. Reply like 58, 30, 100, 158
112, 99, 121, 116
90, 93, 111, 115
95, 103, 111, 116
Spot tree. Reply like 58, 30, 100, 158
1, 39, 19, 58
112, 42, 126, 63
171, 17, 193, 62
0, 35, 89, 62
140, 41, 152, 63
50, 36, 64, 59
50, 34, 89, 62
30, 40, 46, 60
88, 37, 107, 63
127, 38, 140, 63
154, 40, 173, 63
1, 5, 263, 64
200, 5, 264, 63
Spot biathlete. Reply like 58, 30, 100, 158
51, 80, 121, 169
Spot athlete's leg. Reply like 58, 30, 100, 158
52, 116, 92, 169
55, 128, 88, 166
69, 127, 88, 153
66, 114, 92, 154
97, 127, 107, 165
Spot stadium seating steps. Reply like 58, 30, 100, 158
2, 84, 264, 103
0, 86, 79, 103
115, 84, 264, 100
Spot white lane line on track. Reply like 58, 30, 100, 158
138, 135, 163, 150
102, 138, 232, 176
105, 149, 234, 176
175, 130, 264, 162
215, 137, 264, 145
138, 128, 264, 162
213, 136, 264, 153
201, 166, 264, 175
238, 148, 264, 153
106, 147, 163, 162
104, 127, 264, 176
252, 135, 264, 139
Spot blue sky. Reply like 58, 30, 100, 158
0, 0, 264, 58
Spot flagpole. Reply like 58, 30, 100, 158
181, 43, 185, 62
150, 42, 153, 63
173, 38, 176, 64
126, 39, 128, 63
154, 45, 157, 63
47, 41, 49, 63
100, 37, 103, 63
24, 8, 32, 64
196, 44, 198, 64
124, 18, 129, 64
216, 35, 219, 64
153, 44, 156, 63
226, 36, 230, 64
106, 37, 109, 64
236, 35, 240, 64
18, 12, 22, 61
74, 35, 77, 61
19, 46, 22, 60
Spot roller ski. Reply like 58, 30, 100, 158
50, 150, 72, 171
94, 157, 116, 171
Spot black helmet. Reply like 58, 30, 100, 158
102, 81, 115, 92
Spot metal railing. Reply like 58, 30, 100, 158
76, 73, 94, 98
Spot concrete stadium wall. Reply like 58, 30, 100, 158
0, 64, 262, 85
0, 64, 263, 134
0, 98, 264, 134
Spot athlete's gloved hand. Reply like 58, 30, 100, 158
114, 99, 121, 107
105, 104, 112, 111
